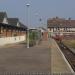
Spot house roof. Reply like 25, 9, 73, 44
47, 24, 75, 28
0, 12, 27, 30
0, 12, 7, 23
0, 22, 27, 31
47, 17, 75, 28
19, 22, 27, 29
7, 18, 28, 29
38, 27, 47, 31
7, 18, 19, 26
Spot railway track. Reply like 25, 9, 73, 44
57, 42, 75, 72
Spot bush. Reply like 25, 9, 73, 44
29, 31, 36, 47
28, 31, 41, 47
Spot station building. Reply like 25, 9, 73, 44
47, 17, 75, 38
0, 12, 27, 46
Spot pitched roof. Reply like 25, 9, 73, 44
47, 17, 75, 28
19, 22, 27, 29
7, 18, 19, 26
0, 12, 7, 23
8, 18, 28, 29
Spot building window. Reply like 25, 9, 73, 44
56, 28, 58, 31
58, 28, 59, 30
64, 28, 66, 31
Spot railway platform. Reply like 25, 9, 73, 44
49, 38, 74, 73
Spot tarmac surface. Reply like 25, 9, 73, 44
0, 41, 51, 72
0, 39, 73, 74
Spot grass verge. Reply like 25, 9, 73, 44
62, 40, 75, 49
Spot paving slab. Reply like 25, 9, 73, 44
0, 41, 51, 72
50, 38, 73, 73
0, 39, 73, 74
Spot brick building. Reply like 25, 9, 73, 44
47, 17, 75, 32
0, 12, 27, 45
47, 17, 75, 38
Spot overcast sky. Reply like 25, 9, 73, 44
0, 0, 75, 28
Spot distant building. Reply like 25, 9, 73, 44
37, 27, 48, 41
0, 12, 27, 46
47, 17, 75, 32
47, 17, 75, 37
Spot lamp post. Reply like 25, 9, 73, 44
39, 18, 43, 40
26, 3, 30, 48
